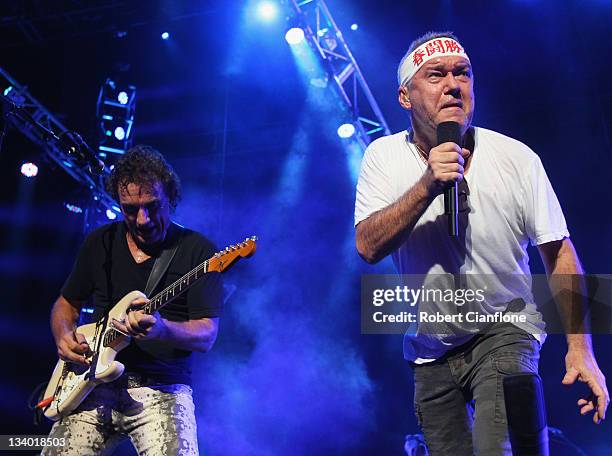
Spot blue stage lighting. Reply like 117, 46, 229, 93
285, 27, 305, 45
161, 32, 170, 40
257, 1, 278, 21
351, 23, 359, 31
117, 91, 129, 105
20, 162, 38, 177
114, 126, 126, 140
64, 203, 83, 214
3, 86, 13, 96
106, 209, 117, 220
337, 123, 356, 139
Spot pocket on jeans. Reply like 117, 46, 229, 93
493, 351, 539, 376
492, 350, 539, 423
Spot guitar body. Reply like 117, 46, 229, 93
42, 290, 145, 421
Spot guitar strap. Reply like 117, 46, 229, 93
144, 223, 183, 297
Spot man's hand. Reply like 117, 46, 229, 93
56, 330, 91, 367
421, 142, 471, 196
112, 297, 167, 341
563, 346, 609, 424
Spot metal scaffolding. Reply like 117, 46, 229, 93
287, 0, 390, 149
0, 67, 118, 214
97, 78, 136, 156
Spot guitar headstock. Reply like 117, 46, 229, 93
207, 236, 257, 273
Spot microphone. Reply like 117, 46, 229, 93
62, 131, 106, 174
436, 121, 461, 237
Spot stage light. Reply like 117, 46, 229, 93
64, 203, 83, 214
351, 23, 359, 31
285, 27, 305, 45
257, 1, 278, 21
161, 32, 170, 40
97, 78, 136, 155
114, 126, 126, 140
117, 91, 129, 105
20, 162, 38, 177
3, 86, 13, 96
106, 209, 117, 220
337, 123, 356, 139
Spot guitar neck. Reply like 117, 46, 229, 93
133, 237, 256, 315
101, 237, 254, 349
143, 258, 210, 314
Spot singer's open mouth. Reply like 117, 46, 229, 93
441, 103, 463, 110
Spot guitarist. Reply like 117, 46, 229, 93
44, 145, 223, 455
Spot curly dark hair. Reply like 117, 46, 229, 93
106, 144, 181, 210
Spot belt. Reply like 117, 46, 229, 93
115, 372, 161, 388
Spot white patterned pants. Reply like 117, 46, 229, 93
42, 382, 198, 456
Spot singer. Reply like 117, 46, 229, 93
354, 32, 608, 455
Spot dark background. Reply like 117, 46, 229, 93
1, 0, 610, 454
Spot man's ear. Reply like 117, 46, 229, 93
398, 85, 411, 110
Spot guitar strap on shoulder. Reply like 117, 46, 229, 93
144, 223, 183, 297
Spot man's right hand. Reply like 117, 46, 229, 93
56, 330, 91, 366
421, 142, 471, 197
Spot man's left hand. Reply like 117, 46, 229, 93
112, 297, 167, 341
563, 346, 609, 424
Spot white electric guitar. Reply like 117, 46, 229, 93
38, 237, 257, 421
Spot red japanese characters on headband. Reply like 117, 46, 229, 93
398, 38, 470, 86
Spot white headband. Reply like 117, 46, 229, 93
398, 38, 470, 86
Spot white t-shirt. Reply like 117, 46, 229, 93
355, 127, 569, 362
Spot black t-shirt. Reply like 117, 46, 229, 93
61, 221, 223, 385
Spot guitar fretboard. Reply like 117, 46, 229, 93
102, 258, 210, 347
143, 259, 210, 314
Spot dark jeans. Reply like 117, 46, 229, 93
411, 322, 540, 456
